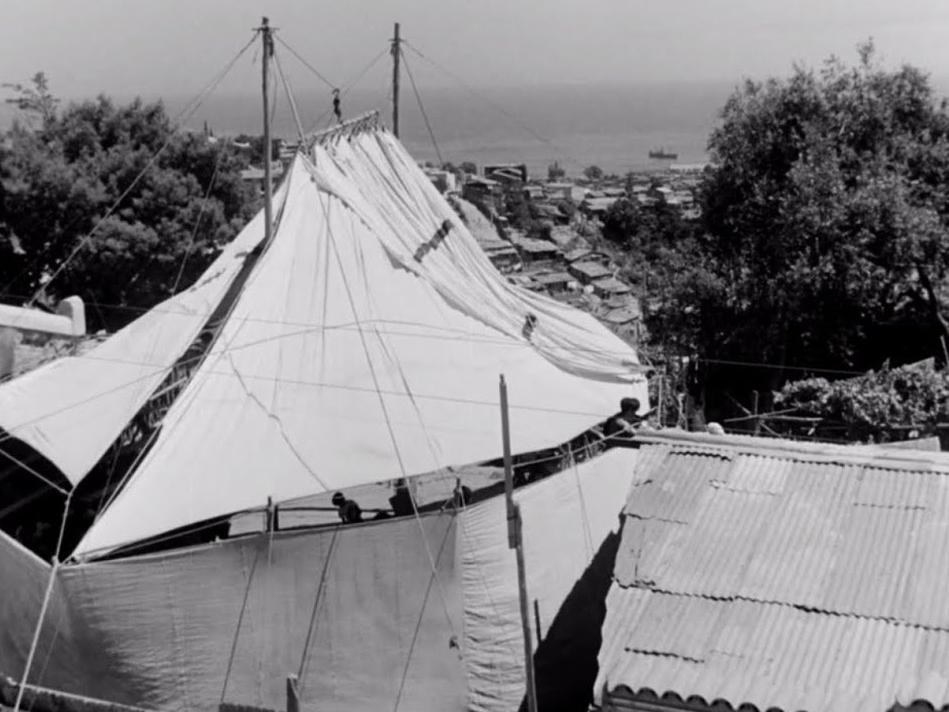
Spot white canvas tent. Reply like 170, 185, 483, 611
0, 120, 647, 558
0, 118, 649, 710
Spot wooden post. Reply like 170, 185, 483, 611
391, 22, 401, 138
752, 391, 761, 436
533, 598, 542, 642
499, 375, 539, 712
286, 673, 300, 712
259, 17, 274, 246
657, 368, 664, 428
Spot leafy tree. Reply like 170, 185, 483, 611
3, 71, 58, 127
602, 199, 641, 246
583, 165, 603, 182
459, 161, 477, 175
673, 42, 949, 402
1, 79, 255, 331
774, 361, 948, 442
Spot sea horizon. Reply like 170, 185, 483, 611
6, 76, 949, 176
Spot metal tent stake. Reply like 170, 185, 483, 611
499, 375, 539, 712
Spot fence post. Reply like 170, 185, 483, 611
286, 674, 300, 712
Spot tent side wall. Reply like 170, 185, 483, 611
0, 528, 129, 701
461, 447, 640, 712
55, 513, 465, 712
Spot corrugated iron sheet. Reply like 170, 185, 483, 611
598, 437, 949, 711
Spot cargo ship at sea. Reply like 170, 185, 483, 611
648, 147, 678, 160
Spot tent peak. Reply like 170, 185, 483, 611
308, 111, 382, 150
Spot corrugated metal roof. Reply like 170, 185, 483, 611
597, 430, 949, 712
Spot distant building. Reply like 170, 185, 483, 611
462, 176, 503, 214
523, 185, 545, 200
564, 247, 593, 263
669, 162, 713, 173
580, 196, 621, 217
545, 182, 587, 202
423, 168, 457, 194
484, 163, 528, 183
481, 242, 521, 273
533, 203, 567, 223
509, 233, 562, 267
528, 270, 573, 295
591, 276, 632, 298
569, 261, 612, 284
240, 162, 285, 195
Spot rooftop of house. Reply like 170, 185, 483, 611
571, 261, 612, 278
601, 306, 641, 324
597, 429, 949, 712
510, 235, 562, 254
592, 277, 631, 294
564, 248, 593, 263
529, 271, 573, 285
582, 197, 622, 213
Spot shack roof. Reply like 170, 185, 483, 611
592, 277, 631, 294
597, 429, 949, 712
570, 261, 612, 279
510, 236, 562, 254
601, 306, 640, 324
530, 271, 572, 285
564, 248, 592, 263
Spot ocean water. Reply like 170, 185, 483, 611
171, 81, 733, 176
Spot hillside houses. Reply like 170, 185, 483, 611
443, 160, 719, 346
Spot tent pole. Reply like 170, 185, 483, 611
259, 17, 274, 246
391, 22, 401, 138
499, 375, 539, 712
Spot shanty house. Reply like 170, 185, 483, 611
509, 234, 563, 268
529, 271, 573, 295
569, 261, 612, 284
597, 430, 949, 712
592, 277, 631, 298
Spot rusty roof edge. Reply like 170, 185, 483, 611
609, 583, 949, 635
633, 429, 949, 473
604, 684, 949, 712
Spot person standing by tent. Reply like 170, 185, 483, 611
331, 492, 362, 524
332, 88, 342, 123
603, 397, 648, 440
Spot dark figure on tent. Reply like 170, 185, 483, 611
332, 88, 342, 123
331, 492, 362, 524
389, 478, 416, 517
603, 397, 647, 441
452, 483, 473, 509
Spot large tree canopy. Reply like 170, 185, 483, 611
665, 44, 949, 389
0, 75, 255, 331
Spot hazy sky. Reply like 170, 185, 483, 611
2, 0, 949, 98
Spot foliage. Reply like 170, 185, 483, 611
3, 71, 58, 127
774, 361, 949, 441
602, 197, 693, 249
647, 43, 949, 414
0, 76, 255, 331
583, 164, 603, 182
459, 161, 477, 175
